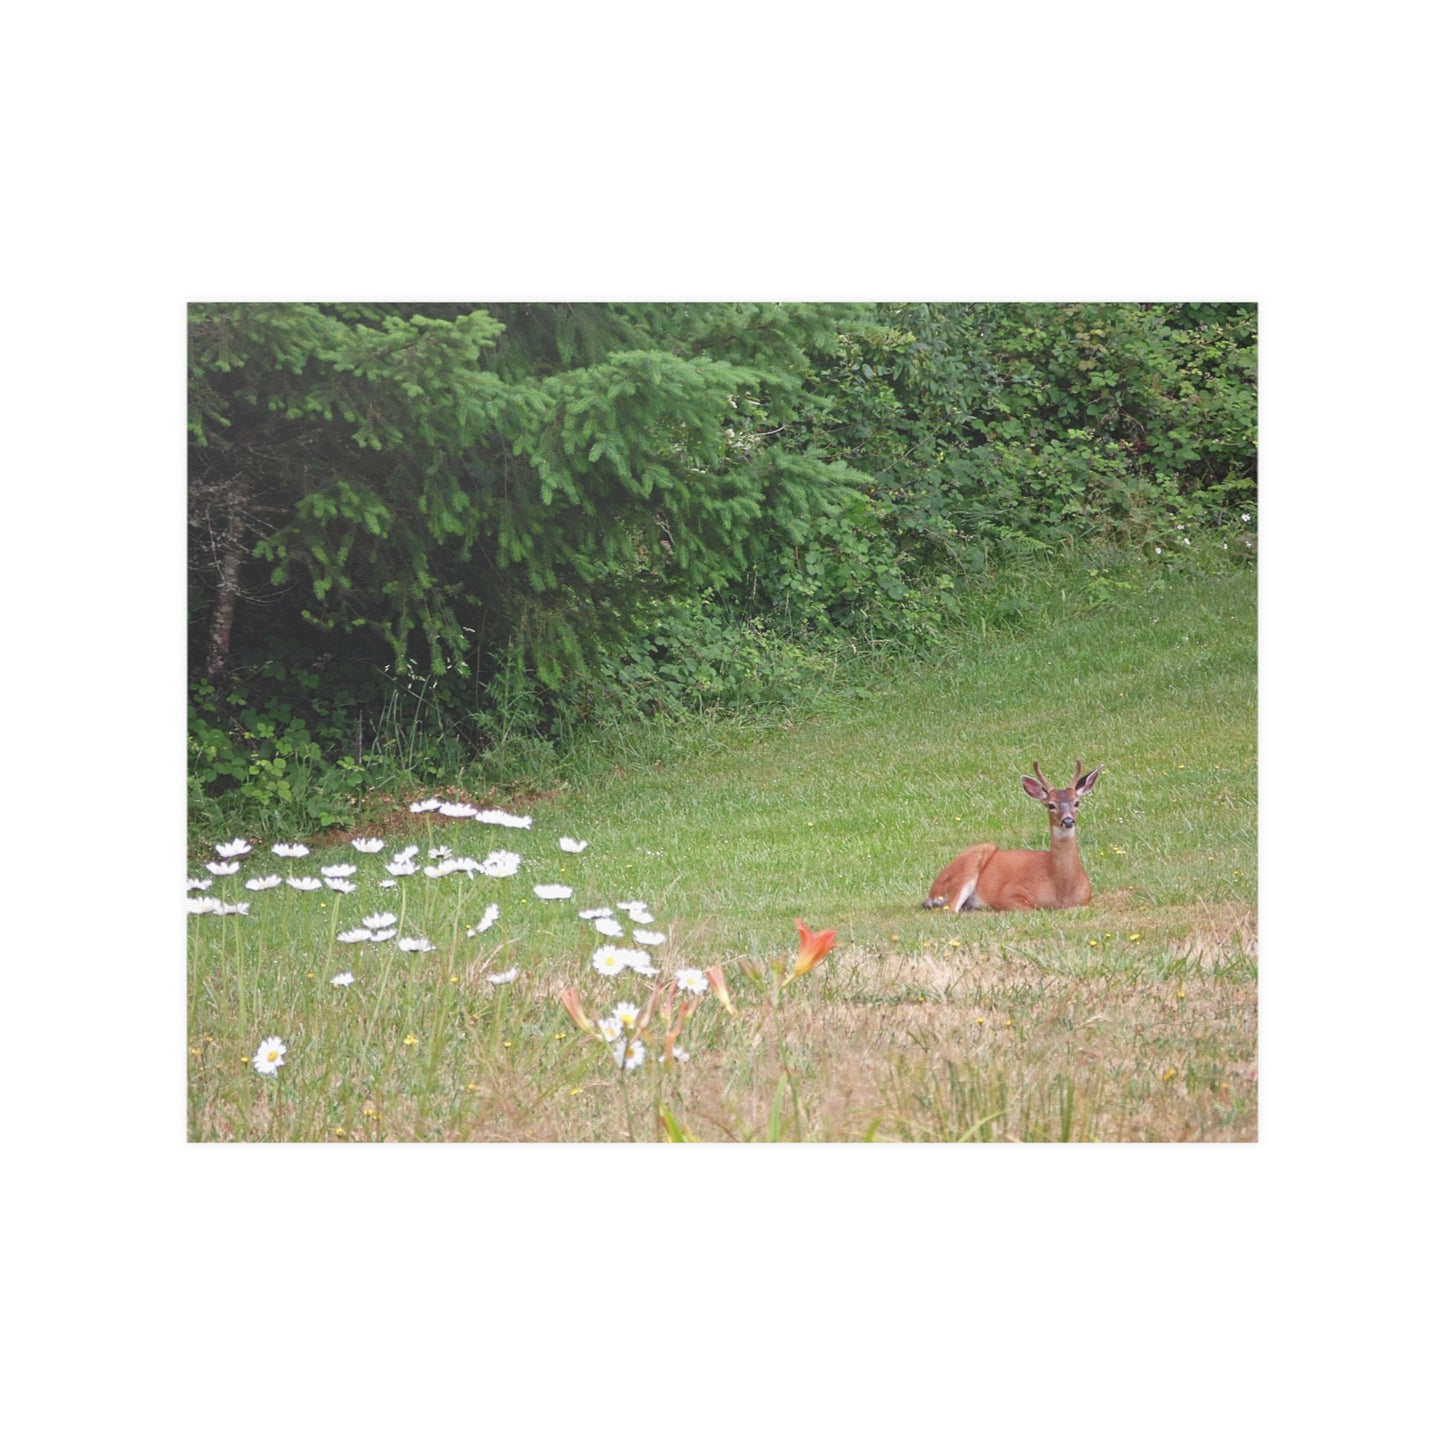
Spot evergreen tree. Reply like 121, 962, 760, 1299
189, 302, 866, 687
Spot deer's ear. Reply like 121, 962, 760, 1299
1021, 775, 1048, 801
1076, 766, 1102, 796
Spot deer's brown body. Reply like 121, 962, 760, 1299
924, 760, 1103, 912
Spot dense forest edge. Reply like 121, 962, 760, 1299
188, 302, 1256, 840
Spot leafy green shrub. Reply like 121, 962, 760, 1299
554, 591, 841, 727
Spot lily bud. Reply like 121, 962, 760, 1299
636, 974, 669, 1033
559, 987, 597, 1036
704, 965, 736, 1013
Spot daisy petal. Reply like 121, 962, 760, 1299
477, 808, 532, 829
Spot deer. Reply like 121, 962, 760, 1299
924, 760, 1104, 912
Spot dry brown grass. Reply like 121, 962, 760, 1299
655, 928, 1253, 1143
314, 923, 1252, 1145
190, 893, 1256, 1144
190, 857, 1258, 1145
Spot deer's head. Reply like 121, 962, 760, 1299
1021, 759, 1102, 836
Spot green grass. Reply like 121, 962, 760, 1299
188, 564, 1256, 1142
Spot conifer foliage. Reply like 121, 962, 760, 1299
190, 302, 861, 686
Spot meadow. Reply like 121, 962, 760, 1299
187, 564, 1257, 1142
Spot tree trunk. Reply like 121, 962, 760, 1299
205, 488, 248, 683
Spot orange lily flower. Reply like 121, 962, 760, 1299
789, 920, 837, 980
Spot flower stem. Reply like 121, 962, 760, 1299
323, 891, 341, 978
619, 1067, 637, 1143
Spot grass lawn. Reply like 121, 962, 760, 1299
188, 564, 1256, 1141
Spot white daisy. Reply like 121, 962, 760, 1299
597, 1014, 624, 1042
578, 906, 613, 920
633, 929, 666, 947
533, 884, 573, 901
593, 916, 625, 938
676, 967, 709, 995
596, 946, 653, 976
392, 845, 420, 863
559, 837, 588, 853
439, 801, 477, 818
252, 1036, 286, 1075
215, 838, 252, 858
482, 850, 522, 878
615, 1038, 646, 1071
369, 928, 398, 943
245, 875, 283, 891
186, 896, 221, 914
625, 950, 658, 977
386, 859, 418, 877
272, 842, 309, 858
320, 864, 358, 879
409, 798, 443, 813
486, 966, 519, 985
591, 946, 628, 977
325, 878, 359, 894
337, 928, 372, 944
186, 878, 213, 892
671, 1046, 690, 1064
331, 971, 355, 988
362, 912, 398, 930
424, 860, 458, 878
351, 837, 385, 853
467, 903, 501, 937
378, 878, 398, 889
397, 936, 435, 953
476, 808, 532, 829
428, 846, 453, 860
286, 876, 323, 891
611, 1000, 642, 1032
205, 860, 241, 876
216, 901, 250, 915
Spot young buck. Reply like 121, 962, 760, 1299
924, 760, 1104, 912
